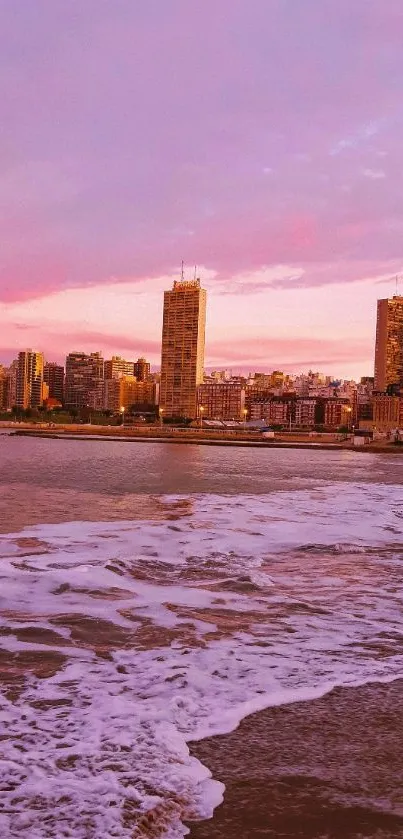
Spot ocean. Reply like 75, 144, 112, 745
0, 433, 402, 838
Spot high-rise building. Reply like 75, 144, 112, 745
65, 352, 104, 410
5, 360, 18, 409
44, 362, 64, 404
16, 350, 45, 409
133, 357, 151, 382
374, 296, 403, 391
294, 397, 320, 428
104, 376, 157, 412
245, 384, 275, 415
104, 378, 122, 413
160, 276, 206, 419
371, 393, 403, 432
261, 398, 294, 426
197, 383, 245, 420
353, 377, 374, 425
323, 398, 352, 429
104, 356, 135, 380
0, 366, 7, 411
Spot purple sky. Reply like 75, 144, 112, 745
1, 0, 403, 376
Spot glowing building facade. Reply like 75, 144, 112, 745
16, 350, 45, 409
160, 277, 206, 419
374, 296, 403, 391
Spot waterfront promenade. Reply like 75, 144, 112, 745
0, 421, 399, 453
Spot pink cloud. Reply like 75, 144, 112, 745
206, 336, 371, 368
0, 0, 402, 374
0, 332, 160, 366
44, 331, 160, 359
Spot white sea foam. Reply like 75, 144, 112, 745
0, 482, 402, 837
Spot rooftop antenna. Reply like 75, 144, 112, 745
181, 260, 185, 282
194, 265, 197, 281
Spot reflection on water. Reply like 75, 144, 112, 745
0, 483, 194, 533
0, 435, 402, 532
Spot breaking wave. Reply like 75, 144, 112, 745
0, 482, 402, 837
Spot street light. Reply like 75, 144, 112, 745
243, 408, 248, 430
343, 405, 353, 440
159, 407, 164, 428
199, 405, 204, 428
120, 406, 125, 427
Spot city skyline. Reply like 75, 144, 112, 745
1, 2, 403, 378
1, 285, 402, 388
0, 270, 400, 380
1, 284, 399, 431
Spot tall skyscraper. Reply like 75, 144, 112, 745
44, 362, 65, 404
16, 350, 45, 409
160, 276, 206, 418
374, 296, 403, 391
65, 352, 104, 409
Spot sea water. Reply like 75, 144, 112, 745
1, 441, 402, 838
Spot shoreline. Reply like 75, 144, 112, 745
2, 424, 402, 453
188, 679, 403, 838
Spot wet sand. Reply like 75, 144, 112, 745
189, 680, 403, 838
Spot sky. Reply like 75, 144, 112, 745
1, 0, 403, 378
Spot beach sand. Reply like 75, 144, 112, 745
188, 680, 403, 838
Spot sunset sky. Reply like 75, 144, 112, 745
1, 0, 402, 377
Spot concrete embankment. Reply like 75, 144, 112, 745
1, 422, 400, 453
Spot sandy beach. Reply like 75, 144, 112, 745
189, 680, 403, 838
